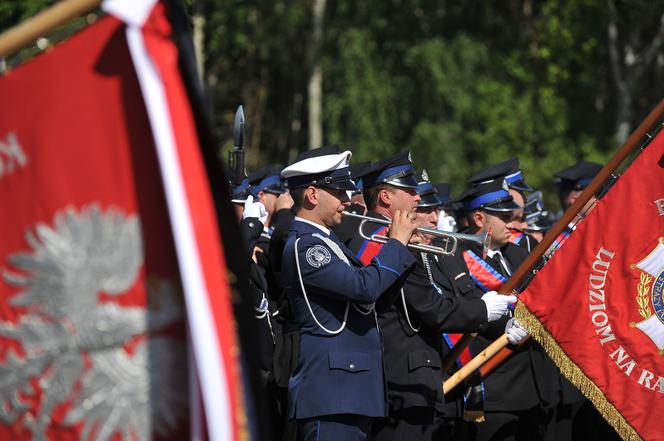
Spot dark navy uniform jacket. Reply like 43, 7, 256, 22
282, 218, 416, 419
444, 242, 558, 412
376, 249, 488, 414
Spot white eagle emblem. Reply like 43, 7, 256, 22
0, 205, 187, 440
306, 245, 332, 268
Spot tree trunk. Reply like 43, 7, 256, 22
307, 0, 326, 149
607, 0, 664, 144
191, 0, 205, 85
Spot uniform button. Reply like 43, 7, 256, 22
349, 363, 355, 370
249, 222, 254, 228
426, 359, 431, 363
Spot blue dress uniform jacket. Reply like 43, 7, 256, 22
282, 219, 416, 419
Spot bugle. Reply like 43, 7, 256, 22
342, 211, 490, 256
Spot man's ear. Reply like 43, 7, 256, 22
472, 210, 485, 230
303, 186, 318, 207
378, 188, 391, 207
256, 190, 266, 202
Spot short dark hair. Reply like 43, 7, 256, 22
464, 210, 481, 233
363, 185, 390, 211
290, 188, 306, 211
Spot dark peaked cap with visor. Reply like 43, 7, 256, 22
433, 183, 452, 205
349, 161, 373, 192
361, 151, 418, 189
554, 160, 602, 191
467, 158, 532, 192
415, 170, 443, 208
457, 178, 521, 213
231, 178, 251, 204
248, 165, 286, 196
281, 145, 356, 191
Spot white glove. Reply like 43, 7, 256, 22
480, 291, 516, 322
243, 195, 268, 225
437, 210, 457, 233
505, 318, 529, 345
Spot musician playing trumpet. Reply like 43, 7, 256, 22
347, 154, 515, 441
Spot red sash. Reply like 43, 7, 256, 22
355, 226, 388, 266
509, 230, 524, 245
462, 249, 507, 293
443, 333, 474, 368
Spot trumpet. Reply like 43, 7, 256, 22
342, 211, 491, 257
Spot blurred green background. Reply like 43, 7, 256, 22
3, 0, 664, 209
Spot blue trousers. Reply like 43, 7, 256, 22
297, 414, 372, 441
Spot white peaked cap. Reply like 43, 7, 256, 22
281, 151, 353, 178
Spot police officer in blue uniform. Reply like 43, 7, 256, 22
269, 145, 341, 441
280, 148, 419, 441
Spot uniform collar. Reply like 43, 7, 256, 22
294, 216, 331, 236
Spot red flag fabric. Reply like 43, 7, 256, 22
0, 2, 245, 440
516, 129, 664, 441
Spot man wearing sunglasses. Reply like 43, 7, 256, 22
280, 148, 419, 441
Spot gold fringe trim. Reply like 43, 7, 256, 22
515, 303, 643, 441
463, 410, 485, 423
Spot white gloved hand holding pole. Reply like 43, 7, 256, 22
505, 318, 529, 345
243, 195, 268, 225
480, 291, 517, 322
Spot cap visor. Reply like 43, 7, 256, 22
417, 194, 443, 208
510, 182, 533, 192
482, 199, 521, 212
385, 174, 419, 189
323, 180, 358, 191
265, 188, 287, 195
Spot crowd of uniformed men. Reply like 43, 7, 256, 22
231, 145, 621, 441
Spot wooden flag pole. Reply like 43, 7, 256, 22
443, 96, 664, 395
443, 335, 509, 394
0, 0, 101, 58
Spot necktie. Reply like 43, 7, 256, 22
493, 250, 512, 277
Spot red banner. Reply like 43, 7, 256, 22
517, 129, 664, 440
0, 3, 243, 440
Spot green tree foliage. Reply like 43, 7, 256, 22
3, 0, 664, 209
0, 0, 52, 29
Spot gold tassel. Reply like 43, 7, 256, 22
463, 410, 486, 423
515, 303, 643, 441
